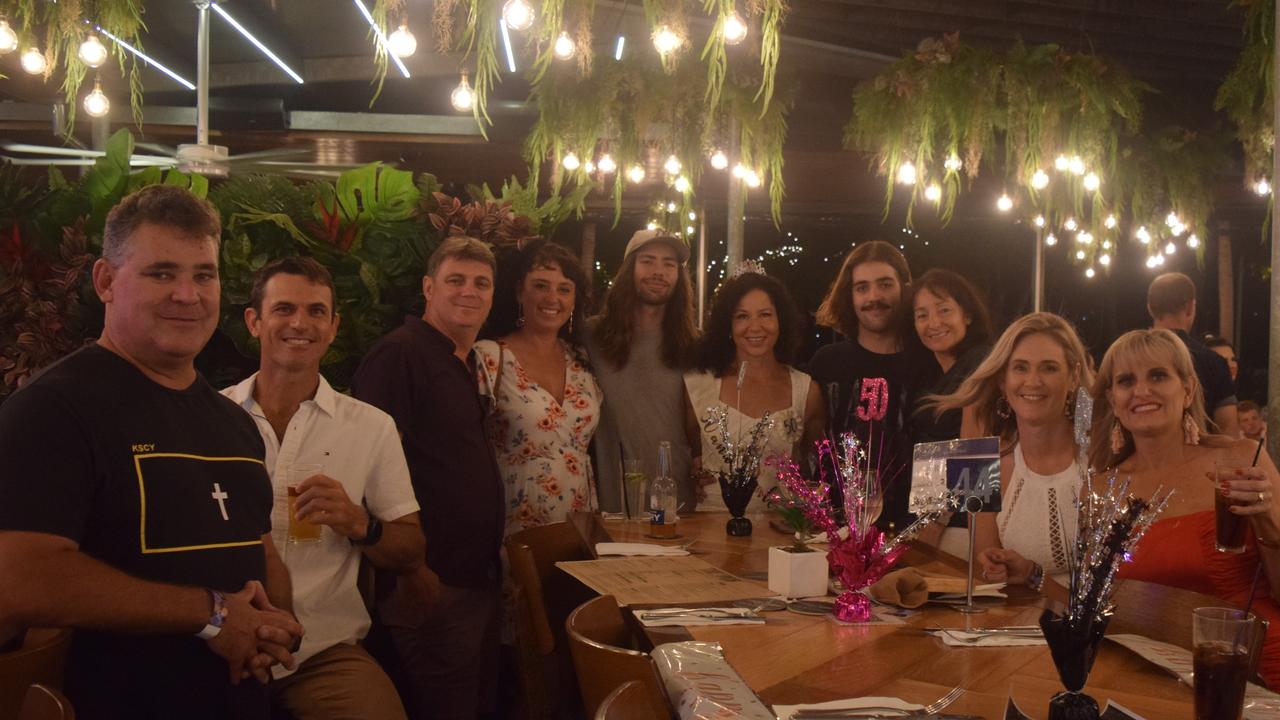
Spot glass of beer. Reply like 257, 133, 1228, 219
1214, 458, 1250, 554
287, 463, 324, 543
623, 459, 648, 522
1194, 607, 1256, 720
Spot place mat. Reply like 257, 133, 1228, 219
595, 542, 690, 556
773, 696, 923, 720
556, 555, 774, 606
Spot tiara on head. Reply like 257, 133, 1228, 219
728, 259, 767, 279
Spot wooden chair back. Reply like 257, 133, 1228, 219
566, 595, 670, 720
594, 680, 670, 720
0, 629, 72, 720
18, 684, 74, 720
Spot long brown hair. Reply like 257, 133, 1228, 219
815, 240, 912, 338
592, 249, 697, 369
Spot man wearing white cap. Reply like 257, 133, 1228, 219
585, 230, 700, 513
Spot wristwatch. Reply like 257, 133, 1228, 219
196, 589, 226, 640
352, 512, 383, 546
1025, 562, 1046, 593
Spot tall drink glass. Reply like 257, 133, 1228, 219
286, 463, 324, 543
623, 459, 648, 522
1193, 607, 1256, 720
1214, 457, 1250, 554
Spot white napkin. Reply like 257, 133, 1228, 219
932, 628, 1045, 647
636, 608, 765, 627
773, 696, 923, 720
596, 542, 689, 557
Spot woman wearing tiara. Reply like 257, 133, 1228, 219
682, 263, 825, 511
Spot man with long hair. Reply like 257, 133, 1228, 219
586, 230, 699, 513
810, 240, 925, 531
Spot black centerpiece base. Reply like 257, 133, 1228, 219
726, 515, 753, 536
1047, 691, 1099, 720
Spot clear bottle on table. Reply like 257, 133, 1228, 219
649, 441, 678, 538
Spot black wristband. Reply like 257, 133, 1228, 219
352, 514, 383, 546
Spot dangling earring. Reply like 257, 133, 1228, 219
567, 314, 574, 334
1110, 421, 1126, 454
996, 396, 1012, 419
1064, 390, 1077, 419
516, 304, 525, 328
1183, 410, 1201, 446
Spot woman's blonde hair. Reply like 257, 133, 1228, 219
928, 312, 1095, 448
1088, 328, 1222, 472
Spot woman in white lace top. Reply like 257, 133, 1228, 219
927, 313, 1094, 595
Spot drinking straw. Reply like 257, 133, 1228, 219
619, 442, 630, 519
1237, 437, 1269, 651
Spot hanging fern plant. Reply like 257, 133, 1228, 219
1216, 0, 1273, 186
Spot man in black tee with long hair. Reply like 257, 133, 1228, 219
0, 185, 302, 718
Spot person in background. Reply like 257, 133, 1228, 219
931, 313, 1094, 596
810, 240, 927, 530
585, 230, 699, 514
0, 185, 302, 718
1240, 400, 1268, 442
906, 269, 994, 556
1203, 334, 1239, 382
476, 240, 602, 535
351, 237, 504, 720
683, 266, 825, 513
1146, 273, 1238, 436
1090, 329, 1280, 688
223, 257, 423, 720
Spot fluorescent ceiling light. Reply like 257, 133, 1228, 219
93, 24, 196, 90
615, 35, 625, 61
499, 18, 517, 72
212, 4, 304, 84
352, 0, 411, 78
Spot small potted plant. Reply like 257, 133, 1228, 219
763, 484, 829, 598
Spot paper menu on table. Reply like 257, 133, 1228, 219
555, 555, 775, 606
1108, 633, 1280, 716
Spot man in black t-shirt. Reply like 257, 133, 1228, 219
0, 186, 302, 719
809, 241, 926, 531
1147, 272, 1238, 436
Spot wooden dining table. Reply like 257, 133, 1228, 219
594, 510, 1210, 719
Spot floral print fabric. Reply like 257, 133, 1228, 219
474, 339, 602, 537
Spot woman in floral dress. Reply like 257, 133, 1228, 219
476, 240, 601, 537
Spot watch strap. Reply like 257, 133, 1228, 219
352, 513, 383, 546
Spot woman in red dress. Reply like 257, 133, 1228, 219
1089, 329, 1280, 687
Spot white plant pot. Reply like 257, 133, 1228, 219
767, 545, 828, 599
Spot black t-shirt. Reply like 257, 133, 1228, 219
807, 340, 927, 531
1173, 329, 1237, 416
0, 344, 272, 720
351, 317, 504, 589
908, 343, 992, 445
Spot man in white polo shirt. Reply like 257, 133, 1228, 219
223, 256, 424, 720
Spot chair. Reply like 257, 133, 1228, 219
594, 681, 670, 720
565, 595, 670, 720
18, 684, 74, 720
0, 629, 72, 720
506, 521, 598, 719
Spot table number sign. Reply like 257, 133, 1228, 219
910, 437, 1001, 514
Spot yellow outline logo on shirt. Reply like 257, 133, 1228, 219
133, 452, 265, 554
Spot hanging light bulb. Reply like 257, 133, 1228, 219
744, 170, 762, 188
627, 164, 646, 184
688, 211, 697, 221
646, 221, 658, 231
944, 154, 962, 172
1104, 214, 1118, 229
78, 33, 109, 68
388, 21, 417, 58
709, 150, 728, 170
1099, 253, 1112, 266
450, 73, 475, 111
0, 20, 16, 55
83, 79, 110, 118
663, 155, 682, 176
1075, 249, 1086, 260
561, 152, 581, 171
1145, 256, 1158, 269
553, 31, 576, 59
1156, 254, 1166, 266
721, 12, 747, 45
1165, 211, 1181, 228
1136, 226, 1151, 244
674, 176, 691, 193
665, 202, 677, 213
502, 0, 535, 31
1033, 215, 1046, 228
924, 183, 942, 203
1063, 217, 1078, 232
1054, 154, 1070, 171
1085, 267, 1096, 278
1187, 233, 1201, 249
895, 161, 917, 186
1068, 156, 1085, 175
584, 160, 597, 174
652, 25, 683, 56
597, 154, 616, 174
1030, 169, 1049, 190
686, 225, 696, 234
1083, 172, 1101, 192
1102, 239, 1113, 249
996, 193, 1013, 212
1045, 233, 1058, 246
1165, 241, 1177, 255
731, 163, 747, 178
1078, 231, 1094, 245
1254, 178, 1272, 196
20, 47, 47, 75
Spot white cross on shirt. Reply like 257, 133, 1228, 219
211, 483, 230, 521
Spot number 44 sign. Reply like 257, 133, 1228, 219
908, 437, 1002, 515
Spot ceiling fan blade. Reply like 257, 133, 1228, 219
135, 141, 179, 157
2, 157, 97, 166
247, 160, 367, 169
2, 143, 105, 158
227, 148, 312, 163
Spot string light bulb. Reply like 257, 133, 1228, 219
0, 20, 16, 55
996, 193, 1013, 212
652, 25, 683, 56
553, 31, 576, 59
1187, 234, 1201, 248
388, 21, 417, 57
663, 155, 682, 176
78, 33, 109, 68
1030, 169, 1049, 190
710, 150, 728, 170
665, 202, 677, 212
502, 0, 534, 31
1165, 241, 1177, 255
1083, 172, 1100, 192
1075, 249, 1086, 260
1104, 214, 1117, 229
674, 176, 690, 193
896, 161, 917, 185
561, 152, 581, 171
1136, 226, 1151, 244
1045, 233, 1058, 246
722, 11, 748, 44
20, 47, 47, 75
731, 163, 747, 178
944, 154, 962, 172
597, 154, 616, 174
646, 221, 658, 231
1078, 231, 1094, 245
1068, 155, 1085, 175
1254, 178, 1272, 196
1064, 217, 1078, 232
583, 160, 595, 174
627, 164, 646, 184
83, 79, 110, 118
1085, 267, 1096, 278
1100, 254, 1111, 266
1034, 215, 1046, 228
1054, 154, 1069, 171
450, 73, 475, 111
924, 183, 942, 203
688, 211, 697, 221
744, 169, 762, 188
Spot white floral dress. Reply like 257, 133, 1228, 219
475, 339, 602, 537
